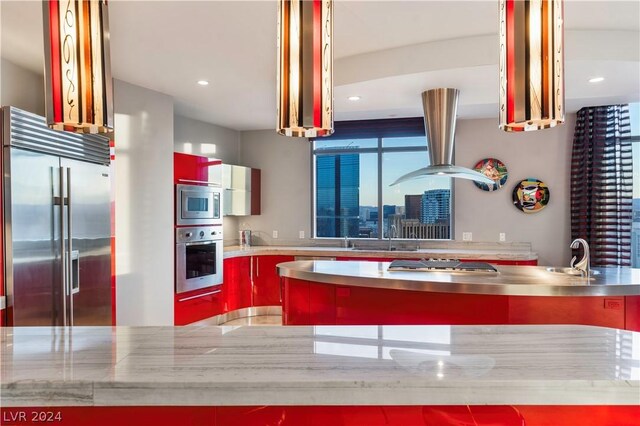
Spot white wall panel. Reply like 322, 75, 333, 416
114, 79, 174, 325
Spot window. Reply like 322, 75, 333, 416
313, 130, 452, 240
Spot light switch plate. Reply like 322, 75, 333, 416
462, 232, 472, 241
299, 231, 305, 239
272, 230, 279, 239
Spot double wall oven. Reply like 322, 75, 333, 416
175, 183, 224, 294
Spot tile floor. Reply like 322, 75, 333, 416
221, 315, 282, 326
191, 315, 283, 326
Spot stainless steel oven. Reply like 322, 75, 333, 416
176, 184, 222, 226
176, 226, 223, 294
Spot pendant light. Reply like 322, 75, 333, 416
43, 0, 114, 134
277, 0, 333, 138
499, 0, 564, 132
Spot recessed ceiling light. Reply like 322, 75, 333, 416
197, 80, 210, 86
347, 96, 361, 101
588, 77, 604, 83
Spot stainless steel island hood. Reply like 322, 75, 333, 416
391, 88, 494, 186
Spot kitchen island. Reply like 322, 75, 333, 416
178, 244, 537, 326
1, 325, 638, 425
277, 261, 640, 331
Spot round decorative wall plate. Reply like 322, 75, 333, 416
512, 178, 550, 213
472, 158, 508, 191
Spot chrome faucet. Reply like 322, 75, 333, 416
570, 238, 591, 277
388, 224, 397, 250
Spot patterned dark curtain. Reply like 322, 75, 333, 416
571, 105, 633, 267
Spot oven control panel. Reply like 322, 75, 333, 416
176, 226, 223, 243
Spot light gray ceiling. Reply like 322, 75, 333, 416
1, 0, 639, 130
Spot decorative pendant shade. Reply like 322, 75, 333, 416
43, 0, 113, 134
499, 0, 564, 132
277, 0, 333, 138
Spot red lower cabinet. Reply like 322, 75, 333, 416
223, 257, 252, 312
3, 405, 637, 426
625, 296, 640, 332
252, 255, 294, 306
335, 285, 509, 325
283, 278, 635, 330
283, 278, 311, 325
174, 286, 224, 326
508, 295, 626, 329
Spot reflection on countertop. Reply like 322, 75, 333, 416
1, 325, 638, 406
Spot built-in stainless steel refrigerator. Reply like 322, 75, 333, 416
2, 106, 112, 326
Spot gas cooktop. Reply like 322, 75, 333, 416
387, 259, 498, 273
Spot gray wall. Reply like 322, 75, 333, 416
454, 116, 575, 266
174, 115, 242, 244
114, 80, 175, 326
174, 115, 240, 164
237, 118, 576, 265
0, 58, 44, 115
239, 130, 312, 245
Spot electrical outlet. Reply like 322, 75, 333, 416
462, 232, 472, 242
272, 230, 279, 239
299, 230, 305, 239
499, 233, 506, 242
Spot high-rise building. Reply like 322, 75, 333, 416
316, 151, 360, 237
405, 195, 422, 220
421, 189, 451, 224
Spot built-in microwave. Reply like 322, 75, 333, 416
176, 184, 222, 226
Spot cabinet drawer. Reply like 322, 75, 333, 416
174, 287, 223, 325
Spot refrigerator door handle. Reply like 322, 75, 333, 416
67, 167, 74, 326
70, 250, 80, 295
58, 166, 67, 326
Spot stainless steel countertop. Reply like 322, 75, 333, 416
277, 261, 640, 296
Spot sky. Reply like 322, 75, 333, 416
317, 136, 451, 207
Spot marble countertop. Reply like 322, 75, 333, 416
1, 325, 638, 407
224, 245, 537, 261
277, 261, 640, 296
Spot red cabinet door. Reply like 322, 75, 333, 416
224, 257, 252, 313
174, 286, 224, 325
174, 152, 221, 184
253, 255, 295, 306
334, 285, 509, 325
283, 278, 310, 325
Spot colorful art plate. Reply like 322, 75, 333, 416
472, 158, 508, 191
512, 178, 550, 213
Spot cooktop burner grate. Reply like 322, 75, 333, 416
387, 259, 498, 273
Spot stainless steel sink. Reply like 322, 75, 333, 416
546, 267, 600, 277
